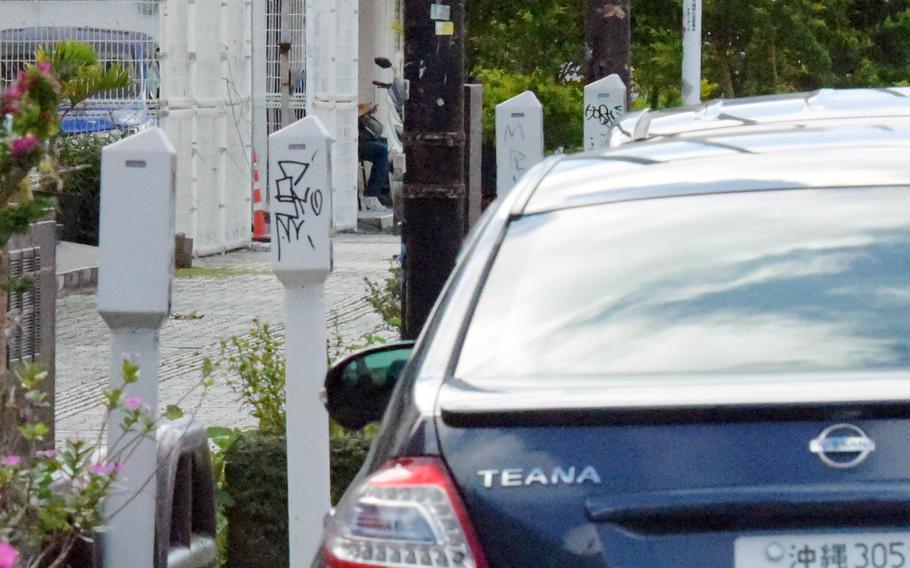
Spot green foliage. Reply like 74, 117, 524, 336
53, 132, 120, 245
1, 41, 131, 252
219, 319, 287, 436
57, 133, 117, 195
218, 426, 377, 568
0, 62, 60, 238
467, 0, 585, 81
475, 68, 584, 152
635, 0, 910, 102
0, 360, 206, 568
363, 259, 402, 334
468, 0, 910, 118
0, 199, 51, 250
207, 426, 242, 567
210, 318, 393, 566
223, 432, 289, 568
36, 41, 130, 112
329, 422, 378, 505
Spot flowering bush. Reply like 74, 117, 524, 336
0, 43, 160, 568
0, 358, 214, 568
0, 362, 153, 568
0, 60, 60, 248
0, 41, 129, 247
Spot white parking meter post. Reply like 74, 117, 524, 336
584, 74, 627, 151
269, 116, 334, 567
97, 128, 176, 568
496, 91, 544, 196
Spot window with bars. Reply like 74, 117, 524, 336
265, 0, 306, 135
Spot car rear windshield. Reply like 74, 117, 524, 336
456, 188, 910, 380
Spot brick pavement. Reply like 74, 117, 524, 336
55, 234, 401, 440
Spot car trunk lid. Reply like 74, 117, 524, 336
436, 376, 910, 568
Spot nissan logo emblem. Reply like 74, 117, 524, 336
809, 424, 876, 469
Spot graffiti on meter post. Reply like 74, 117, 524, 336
585, 103, 624, 128
504, 123, 529, 182
273, 154, 325, 261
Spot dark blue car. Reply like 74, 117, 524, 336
318, 89, 910, 568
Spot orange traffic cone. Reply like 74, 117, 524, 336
252, 150, 270, 242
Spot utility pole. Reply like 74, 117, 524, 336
681, 0, 703, 105
401, 0, 466, 339
585, 0, 631, 105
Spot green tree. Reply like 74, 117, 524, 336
36, 41, 130, 182
467, 0, 587, 151
467, 0, 585, 81
466, 0, 910, 132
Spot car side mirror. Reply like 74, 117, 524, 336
374, 57, 393, 69
324, 341, 415, 431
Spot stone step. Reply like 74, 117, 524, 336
357, 209, 394, 231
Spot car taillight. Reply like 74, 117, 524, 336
324, 457, 489, 568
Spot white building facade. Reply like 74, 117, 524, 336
1, 0, 404, 247
0, 0, 252, 255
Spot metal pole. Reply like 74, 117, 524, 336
682, 0, 703, 106
279, 42, 292, 128
585, 0, 631, 107
401, 0, 466, 340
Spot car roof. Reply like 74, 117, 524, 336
521, 113, 910, 215
610, 87, 910, 146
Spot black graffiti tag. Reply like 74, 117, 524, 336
585, 104, 624, 128
273, 152, 325, 261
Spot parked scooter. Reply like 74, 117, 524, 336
371, 57, 406, 172
372, 57, 406, 123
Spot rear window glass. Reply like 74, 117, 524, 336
456, 189, 910, 380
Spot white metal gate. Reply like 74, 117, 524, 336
251, 0, 307, 230
265, 0, 305, 134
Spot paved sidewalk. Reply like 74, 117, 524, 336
55, 234, 400, 440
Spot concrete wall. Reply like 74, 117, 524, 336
358, 0, 402, 107
1, 215, 57, 448
0, 0, 160, 37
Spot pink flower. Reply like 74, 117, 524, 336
1, 91, 19, 115
10, 134, 39, 159
4, 80, 22, 100
0, 542, 19, 568
36, 60, 52, 74
35, 449, 56, 459
89, 462, 116, 475
124, 396, 144, 411
114, 463, 125, 474
1, 455, 21, 466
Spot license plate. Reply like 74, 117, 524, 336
735, 533, 910, 568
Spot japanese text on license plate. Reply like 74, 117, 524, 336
735, 534, 910, 568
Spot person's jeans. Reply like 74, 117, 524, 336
359, 137, 390, 198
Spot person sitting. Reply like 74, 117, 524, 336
358, 102, 392, 208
